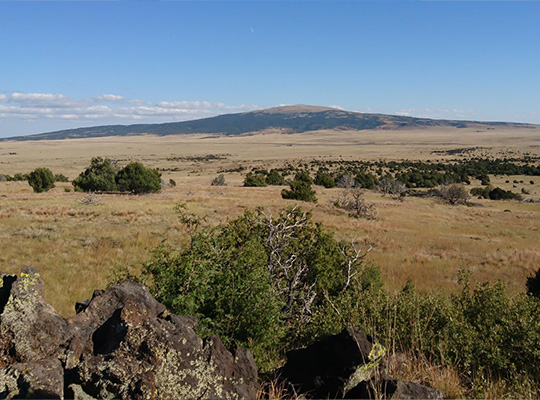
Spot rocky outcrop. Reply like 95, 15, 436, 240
0, 267, 258, 399
278, 327, 444, 399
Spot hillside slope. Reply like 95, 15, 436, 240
3, 105, 537, 141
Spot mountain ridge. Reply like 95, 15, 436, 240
2, 105, 537, 142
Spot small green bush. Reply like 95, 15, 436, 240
488, 187, 519, 200
54, 173, 70, 183
243, 173, 267, 187
27, 167, 55, 193
314, 170, 335, 188
265, 169, 285, 185
282, 179, 317, 203
470, 186, 491, 199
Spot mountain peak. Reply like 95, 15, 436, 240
254, 104, 342, 114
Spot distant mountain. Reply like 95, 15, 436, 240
2, 105, 537, 141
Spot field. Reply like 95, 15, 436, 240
1, 126, 539, 316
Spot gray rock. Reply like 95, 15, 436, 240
0, 267, 72, 365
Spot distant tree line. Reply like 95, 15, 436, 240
240, 156, 538, 204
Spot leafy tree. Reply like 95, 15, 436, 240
115, 162, 161, 194
243, 172, 267, 187
73, 157, 118, 192
27, 167, 55, 193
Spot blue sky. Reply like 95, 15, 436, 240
0, 1, 539, 138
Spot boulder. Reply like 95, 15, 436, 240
0, 267, 72, 366
278, 327, 380, 399
0, 267, 259, 400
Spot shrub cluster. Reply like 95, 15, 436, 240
72, 157, 161, 194
243, 169, 285, 187
470, 185, 521, 200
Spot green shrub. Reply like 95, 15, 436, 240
169, 178, 176, 187
73, 157, 118, 192
265, 169, 285, 185
282, 171, 317, 202
243, 172, 267, 187
488, 187, 519, 200
138, 206, 366, 369
27, 167, 55, 193
54, 173, 70, 182
282, 180, 317, 202
115, 162, 161, 194
470, 186, 491, 199
314, 170, 335, 188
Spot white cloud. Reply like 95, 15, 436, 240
94, 94, 125, 102
0, 91, 260, 129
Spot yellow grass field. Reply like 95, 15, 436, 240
0, 127, 539, 316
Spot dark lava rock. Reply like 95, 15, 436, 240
0, 358, 64, 399
0, 267, 258, 399
278, 327, 376, 398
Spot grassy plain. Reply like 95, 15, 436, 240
0, 126, 539, 316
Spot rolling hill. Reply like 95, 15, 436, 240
2, 105, 537, 141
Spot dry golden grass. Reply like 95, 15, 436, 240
0, 129, 539, 316
387, 352, 465, 399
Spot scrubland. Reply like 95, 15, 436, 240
0, 127, 538, 317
